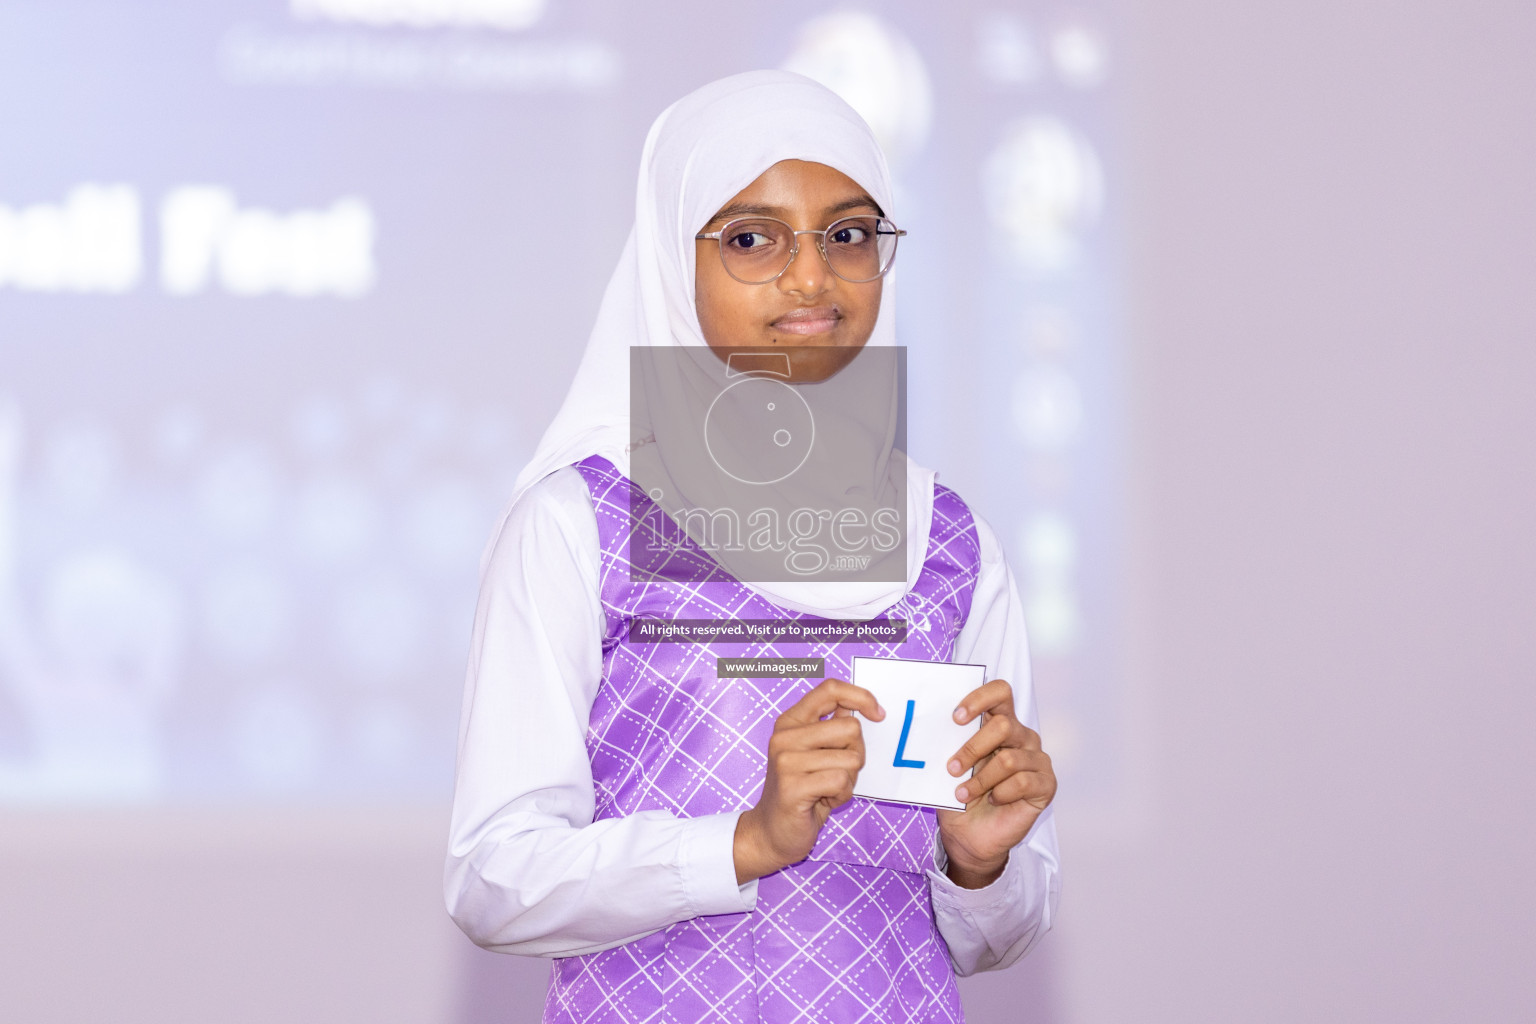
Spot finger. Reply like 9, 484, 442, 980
982, 766, 1057, 808
946, 714, 1017, 777
1016, 724, 1042, 753
952, 679, 1016, 726
789, 767, 861, 809
825, 787, 856, 811
778, 747, 865, 778
781, 679, 885, 726
957, 745, 1030, 800
770, 716, 866, 755
955, 747, 1051, 803
826, 679, 856, 720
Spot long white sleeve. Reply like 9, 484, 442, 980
444, 468, 757, 957
925, 510, 1063, 976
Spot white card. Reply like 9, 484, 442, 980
851, 656, 986, 811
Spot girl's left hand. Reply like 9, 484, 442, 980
936, 679, 1056, 889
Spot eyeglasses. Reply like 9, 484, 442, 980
695, 215, 906, 285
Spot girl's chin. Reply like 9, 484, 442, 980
783, 345, 865, 383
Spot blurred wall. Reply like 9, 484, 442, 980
1062, 1, 1536, 1021
3, 1, 1534, 1022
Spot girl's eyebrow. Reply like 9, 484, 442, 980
825, 195, 884, 218
708, 201, 782, 222
704, 193, 885, 225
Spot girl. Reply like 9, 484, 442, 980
445, 71, 1061, 1024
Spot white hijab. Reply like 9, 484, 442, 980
499, 69, 935, 620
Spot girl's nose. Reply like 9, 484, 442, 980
777, 239, 833, 298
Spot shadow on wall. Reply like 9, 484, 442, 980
454, 942, 547, 1024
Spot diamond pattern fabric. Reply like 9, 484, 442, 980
544, 456, 981, 1023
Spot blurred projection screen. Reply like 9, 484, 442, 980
0, 1, 1123, 809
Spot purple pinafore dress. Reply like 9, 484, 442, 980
545, 455, 982, 1024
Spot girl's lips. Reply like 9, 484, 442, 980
770, 306, 842, 335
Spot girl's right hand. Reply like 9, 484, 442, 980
733, 679, 885, 884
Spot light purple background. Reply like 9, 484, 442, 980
3, 1, 1535, 1022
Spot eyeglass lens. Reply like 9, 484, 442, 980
716, 217, 899, 284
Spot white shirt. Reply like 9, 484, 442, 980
444, 467, 1061, 976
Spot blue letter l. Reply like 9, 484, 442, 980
893, 699, 926, 769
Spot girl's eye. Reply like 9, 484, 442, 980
828, 224, 871, 246
726, 230, 775, 251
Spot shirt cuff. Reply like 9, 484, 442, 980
677, 811, 758, 917
926, 831, 1026, 915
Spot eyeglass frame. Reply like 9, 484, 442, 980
694, 215, 908, 285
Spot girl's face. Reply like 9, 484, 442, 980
694, 159, 884, 384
